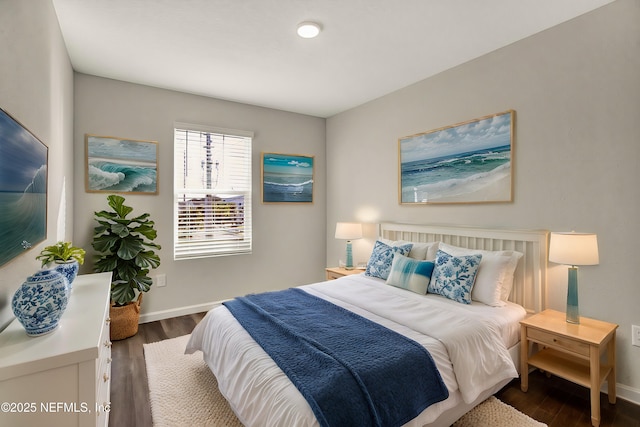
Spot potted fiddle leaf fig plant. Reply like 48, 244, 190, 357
92, 194, 161, 340
36, 241, 85, 289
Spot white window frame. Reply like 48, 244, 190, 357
173, 122, 253, 260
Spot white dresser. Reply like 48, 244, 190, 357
0, 272, 112, 427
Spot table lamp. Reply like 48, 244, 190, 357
335, 222, 362, 270
548, 232, 599, 324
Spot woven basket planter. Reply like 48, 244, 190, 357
109, 293, 143, 341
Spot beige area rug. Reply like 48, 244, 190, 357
144, 335, 546, 427
452, 396, 546, 427
144, 334, 242, 426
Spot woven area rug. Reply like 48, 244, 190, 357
144, 334, 546, 427
452, 396, 546, 427
144, 334, 242, 426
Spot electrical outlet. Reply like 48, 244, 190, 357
633, 325, 640, 347
155, 274, 167, 288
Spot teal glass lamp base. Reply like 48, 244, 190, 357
566, 266, 580, 324
345, 240, 354, 270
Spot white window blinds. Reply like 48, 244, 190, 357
174, 124, 252, 260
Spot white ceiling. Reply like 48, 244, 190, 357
52, 0, 614, 118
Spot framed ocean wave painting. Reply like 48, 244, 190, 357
261, 152, 314, 203
399, 110, 514, 204
0, 107, 48, 267
85, 135, 158, 195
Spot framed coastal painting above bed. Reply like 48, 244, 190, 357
0, 108, 48, 267
85, 135, 158, 195
399, 110, 514, 204
261, 152, 314, 203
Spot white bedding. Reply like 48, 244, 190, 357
186, 273, 526, 427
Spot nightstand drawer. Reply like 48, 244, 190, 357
528, 327, 589, 357
326, 270, 343, 280
325, 267, 363, 280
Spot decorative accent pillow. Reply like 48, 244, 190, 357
380, 239, 439, 260
365, 240, 413, 280
385, 254, 435, 294
428, 249, 482, 304
438, 243, 523, 306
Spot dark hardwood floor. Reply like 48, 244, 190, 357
496, 370, 640, 427
108, 312, 206, 427
110, 313, 640, 427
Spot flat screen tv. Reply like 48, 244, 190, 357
0, 107, 48, 267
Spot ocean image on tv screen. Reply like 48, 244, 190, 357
262, 153, 313, 203
0, 109, 48, 266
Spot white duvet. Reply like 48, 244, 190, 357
186, 274, 526, 427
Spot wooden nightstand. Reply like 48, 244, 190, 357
520, 309, 618, 427
325, 267, 364, 280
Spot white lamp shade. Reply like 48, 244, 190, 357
549, 232, 599, 266
335, 222, 362, 240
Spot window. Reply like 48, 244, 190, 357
174, 123, 252, 259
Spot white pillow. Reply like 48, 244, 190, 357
380, 239, 439, 260
438, 243, 523, 307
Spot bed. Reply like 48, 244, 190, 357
186, 223, 549, 426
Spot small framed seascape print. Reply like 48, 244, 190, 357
85, 135, 158, 195
0, 107, 48, 266
399, 110, 514, 204
261, 152, 314, 203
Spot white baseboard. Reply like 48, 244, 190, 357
611, 382, 640, 406
138, 300, 229, 324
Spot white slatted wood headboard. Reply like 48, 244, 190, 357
379, 223, 549, 314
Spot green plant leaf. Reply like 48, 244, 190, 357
133, 274, 152, 293
94, 256, 118, 272
132, 223, 157, 240
94, 209, 118, 220
110, 223, 130, 238
113, 259, 140, 283
116, 235, 144, 260
93, 224, 109, 235
108, 194, 134, 218
135, 251, 161, 270
92, 234, 119, 253
111, 280, 136, 305
131, 212, 151, 223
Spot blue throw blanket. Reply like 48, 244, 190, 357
223, 288, 448, 427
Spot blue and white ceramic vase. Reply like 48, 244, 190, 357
11, 269, 70, 336
54, 260, 79, 291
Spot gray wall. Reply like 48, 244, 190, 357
73, 74, 327, 317
1, 0, 638, 406
0, 0, 74, 329
326, 0, 640, 401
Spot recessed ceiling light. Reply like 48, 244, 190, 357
297, 21, 321, 39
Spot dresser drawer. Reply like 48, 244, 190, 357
95, 311, 111, 427
96, 365, 111, 427
528, 327, 589, 357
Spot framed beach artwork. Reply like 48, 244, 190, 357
399, 110, 514, 204
0, 108, 48, 267
85, 135, 158, 195
261, 152, 314, 203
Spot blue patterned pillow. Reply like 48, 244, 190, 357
428, 250, 482, 304
365, 240, 413, 280
386, 254, 435, 294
